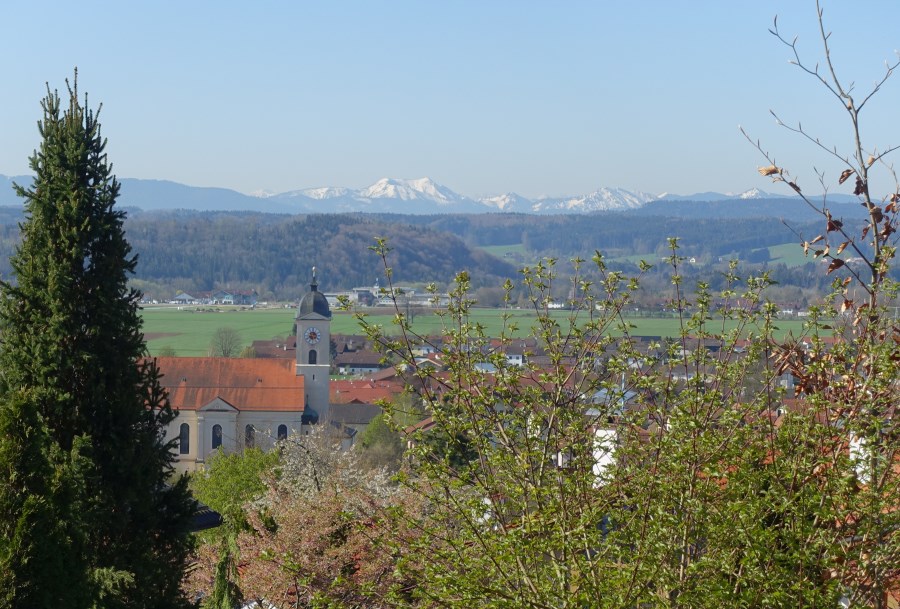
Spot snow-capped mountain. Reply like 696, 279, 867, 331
267, 177, 486, 213
535, 187, 657, 213
360, 177, 459, 204
295, 186, 351, 200
479, 192, 533, 211
479, 188, 656, 214
1, 173, 852, 215
479, 187, 657, 213
657, 188, 792, 201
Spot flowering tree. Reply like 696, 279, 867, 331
358, 5, 899, 607
187, 430, 421, 608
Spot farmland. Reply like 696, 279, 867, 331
140, 305, 815, 356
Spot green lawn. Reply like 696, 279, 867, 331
141, 305, 817, 356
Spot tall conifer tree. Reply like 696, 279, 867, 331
0, 74, 194, 608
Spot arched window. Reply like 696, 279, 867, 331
309, 349, 317, 364
212, 424, 223, 450
277, 424, 288, 441
179, 423, 190, 455
245, 424, 255, 449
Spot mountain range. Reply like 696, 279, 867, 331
0, 174, 858, 215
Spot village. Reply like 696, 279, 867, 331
157, 270, 823, 477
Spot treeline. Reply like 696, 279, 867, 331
0, 206, 875, 300
372, 212, 866, 262
0, 209, 518, 299
130, 212, 525, 298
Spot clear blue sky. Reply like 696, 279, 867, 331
2, 1, 899, 199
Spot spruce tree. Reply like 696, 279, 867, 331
0, 75, 194, 608
0, 390, 93, 606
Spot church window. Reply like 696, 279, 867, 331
245, 424, 255, 449
212, 424, 223, 450
179, 423, 190, 454
277, 424, 288, 441
309, 349, 317, 364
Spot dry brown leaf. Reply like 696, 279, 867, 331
839, 168, 854, 184
758, 165, 781, 177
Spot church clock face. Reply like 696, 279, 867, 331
304, 326, 321, 345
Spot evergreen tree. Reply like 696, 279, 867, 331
0, 75, 194, 608
0, 390, 92, 606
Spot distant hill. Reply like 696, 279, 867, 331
0, 203, 873, 301
1, 175, 296, 213
0, 209, 520, 298
634, 197, 868, 222
1, 173, 862, 216
0, 173, 876, 300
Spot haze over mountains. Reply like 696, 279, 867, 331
1, 173, 857, 216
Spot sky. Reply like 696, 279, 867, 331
2, 1, 900, 200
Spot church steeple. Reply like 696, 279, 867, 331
298, 267, 331, 319
296, 267, 331, 424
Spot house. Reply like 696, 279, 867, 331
329, 402, 385, 450
334, 351, 385, 375
330, 378, 405, 405
211, 289, 258, 306
250, 336, 296, 359
171, 292, 200, 305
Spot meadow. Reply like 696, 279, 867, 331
478, 241, 813, 269
141, 305, 815, 356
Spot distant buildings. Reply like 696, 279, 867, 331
170, 289, 258, 306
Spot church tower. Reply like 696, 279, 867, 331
296, 267, 331, 424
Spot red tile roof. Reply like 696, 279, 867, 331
330, 379, 404, 404
250, 337, 296, 359
155, 357, 304, 412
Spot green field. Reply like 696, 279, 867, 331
480, 241, 815, 269
476, 243, 537, 265
478, 243, 527, 257
767, 242, 810, 267
142, 307, 297, 356
141, 305, 815, 356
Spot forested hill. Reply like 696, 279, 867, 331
368, 212, 856, 262
131, 211, 527, 296
0, 207, 870, 300
0, 210, 517, 299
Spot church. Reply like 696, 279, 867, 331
159, 270, 332, 474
